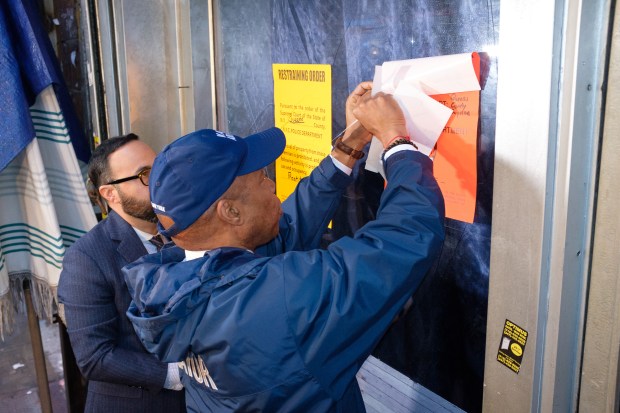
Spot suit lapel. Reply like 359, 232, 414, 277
105, 211, 147, 264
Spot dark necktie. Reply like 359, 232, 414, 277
149, 234, 165, 251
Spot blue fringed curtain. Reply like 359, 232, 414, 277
0, 0, 96, 337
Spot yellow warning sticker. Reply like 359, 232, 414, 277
497, 319, 528, 373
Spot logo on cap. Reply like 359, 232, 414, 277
152, 202, 166, 212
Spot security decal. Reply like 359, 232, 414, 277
497, 319, 528, 373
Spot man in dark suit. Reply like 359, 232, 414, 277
58, 134, 185, 413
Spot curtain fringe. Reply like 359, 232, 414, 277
6, 272, 57, 329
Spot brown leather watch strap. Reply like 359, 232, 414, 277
334, 137, 364, 159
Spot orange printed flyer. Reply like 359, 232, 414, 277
272, 64, 332, 202
432, 53, 480, 223
368, 52, 481, 223
431, 89, 480, 223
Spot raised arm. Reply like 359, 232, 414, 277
257, 82, 375, 255
280, 93, 445, 397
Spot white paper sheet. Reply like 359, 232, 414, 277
380, 52, 480, 95
365, 52, 480, 174
393, 81, 453, 156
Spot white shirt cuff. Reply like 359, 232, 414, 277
384, 144, 416, 160
329, 154, 353, 175
164, 363, 184, 390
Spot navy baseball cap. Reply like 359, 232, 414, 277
150, 128, 286, 238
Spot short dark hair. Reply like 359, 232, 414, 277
86, 133, 139, 212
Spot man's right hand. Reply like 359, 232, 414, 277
352, 92, 408, 149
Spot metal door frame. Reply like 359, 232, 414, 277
485, 0, 613, 411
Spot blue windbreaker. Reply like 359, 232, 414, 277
125, 151, 445, 412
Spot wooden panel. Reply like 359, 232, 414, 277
357, 356, 465, 413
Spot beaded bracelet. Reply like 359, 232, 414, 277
385, 135, 410, 147
384, 137, 418, 153
334, 137, 365, 159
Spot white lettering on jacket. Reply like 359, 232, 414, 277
215, 130, 236, 141
179, 352, 219, 390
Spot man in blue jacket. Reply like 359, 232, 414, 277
58, 81, 373, 412
124, 92, 445, 412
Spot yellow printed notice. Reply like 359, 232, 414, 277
273, 64, 331, 201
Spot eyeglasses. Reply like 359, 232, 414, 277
106, 167, 151, 186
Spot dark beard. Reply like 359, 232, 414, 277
118, 191, 158, 223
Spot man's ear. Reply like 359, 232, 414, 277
216, 199, 242, 225
158, 214, 174, 230
98, 184, 119, 207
